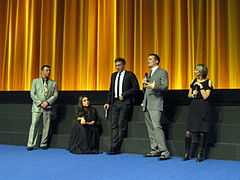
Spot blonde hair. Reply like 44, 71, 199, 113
195, 64, 208, 78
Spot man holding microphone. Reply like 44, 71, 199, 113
142, 54, 170, 160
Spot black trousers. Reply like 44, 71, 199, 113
111, 100, 132, 151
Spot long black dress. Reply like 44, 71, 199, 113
68, 107, 101, 154
186, 79, 213, 133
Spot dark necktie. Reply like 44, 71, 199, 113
116, 72, 122, 98
148, 70, 152, 79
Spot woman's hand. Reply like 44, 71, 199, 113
192, 90, 198, 97
87, 121, 95, 125
194, 82, 203, 89
80, 118, 86, 125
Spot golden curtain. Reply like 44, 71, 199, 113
0, 0, 240, 91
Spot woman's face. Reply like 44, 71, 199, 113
194, 67, 201, 78
81, 97, 90, 107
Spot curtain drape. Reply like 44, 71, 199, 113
0, 0, 239, 90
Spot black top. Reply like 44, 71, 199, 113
190, 78, 213, 99
107, 70, 140, 105
76, 106, 99, 124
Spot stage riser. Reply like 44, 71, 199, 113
0, 104, 240, 143
1, 90, 240, 160
0, 132, 239, 160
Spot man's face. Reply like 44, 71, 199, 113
147, 55, 158, 68
42, 67, 51, 78
115, 61, 125, 72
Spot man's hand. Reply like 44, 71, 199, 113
119, 95, 124, 101
143, 81, 155, 89
104, 104, 110, 110
142, 78, 149, 86
41, 101, 49, 109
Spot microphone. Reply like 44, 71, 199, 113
192, 85, 200, 98
144, 72, 149, 83
143, 72, 149, 92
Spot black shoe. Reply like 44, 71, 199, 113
183, 153, 190, 161
27, 147, 34, 151
107, 151, 121, 155
144, 151, 161, 157
196, 152, 205, 162
184, 136, 192, 161
40, 146, 48, 150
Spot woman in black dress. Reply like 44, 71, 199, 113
184, 64, 213, 162
68, 96, 101, 154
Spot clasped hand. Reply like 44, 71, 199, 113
143, 80, 155, 89
41, 101, 49, 109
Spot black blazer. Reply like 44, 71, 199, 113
107, 71, 140, 105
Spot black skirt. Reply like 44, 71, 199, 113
186, 99, 212, 132
68, 122, 100, 154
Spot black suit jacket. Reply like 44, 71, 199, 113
107, 71, 140, 105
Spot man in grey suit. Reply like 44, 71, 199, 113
142, 53, 170, 160
27, 65, 58, 151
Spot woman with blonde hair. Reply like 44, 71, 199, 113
184, 64, 214, 162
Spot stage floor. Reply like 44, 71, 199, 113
0, 145, 240, 180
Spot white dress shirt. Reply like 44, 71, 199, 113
114, 70, 126, 98
150, 66, 159, 77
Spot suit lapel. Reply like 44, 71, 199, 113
38, 78, 44, 91
122, 71, 127, 90
150, 67, 160, 80
112, 73, 117, 90
47, 80, 52, 90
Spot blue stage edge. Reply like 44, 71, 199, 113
0, 145, 240, 180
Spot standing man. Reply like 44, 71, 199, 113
142, 54, 170, 160
27, 65, 58, 151
104, 58, 140, 154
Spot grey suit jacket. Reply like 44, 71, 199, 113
30, 78, 58, 113
142, 67, 168, 111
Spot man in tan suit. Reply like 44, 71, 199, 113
27, 65, 58, 151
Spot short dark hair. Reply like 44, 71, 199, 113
41, 65, 51, 71
149, 53, 160, 65
115, 57, 126, 65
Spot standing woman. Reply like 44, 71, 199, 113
68, 96, 101, 154
184, 64, 213, 162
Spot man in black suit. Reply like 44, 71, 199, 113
104, 58, 140, 154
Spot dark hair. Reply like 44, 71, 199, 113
195, 64, 208, 78
78, 96, 89, 108
76, 96, 89, 116
149, 53, 160, 65
115, 58, 126, 65
41, 65, 51, 71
